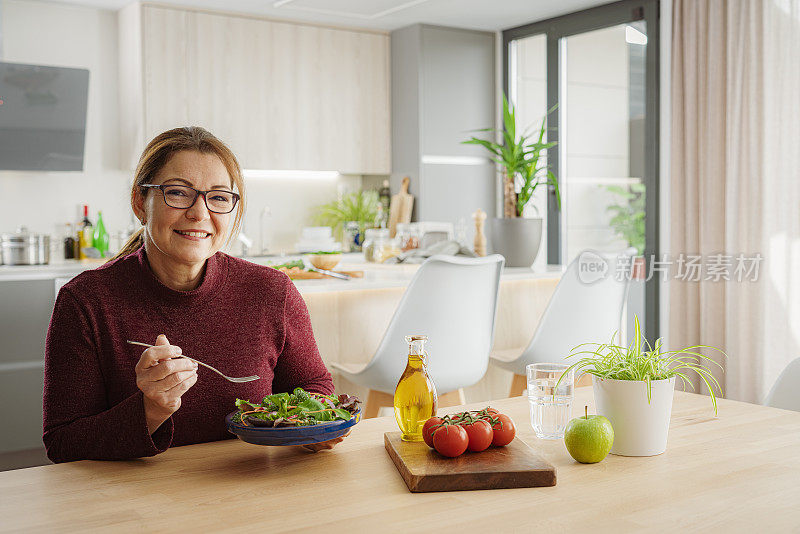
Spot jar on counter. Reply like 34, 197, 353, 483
362, 228, 400, 263
396, 222, 421, 252
343, 221, 362, 253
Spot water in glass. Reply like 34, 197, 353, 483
527, 363, 574, 439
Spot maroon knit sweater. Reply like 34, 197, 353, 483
43, 247, 333, 463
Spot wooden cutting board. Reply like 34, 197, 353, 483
278, 268, 364, 280
384, 432, 556, 492
388, 176, 414, 238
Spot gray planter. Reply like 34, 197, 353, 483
489, 217, 543, 267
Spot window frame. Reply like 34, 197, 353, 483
502, 0, 661, 341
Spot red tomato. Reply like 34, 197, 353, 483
461, 419, 493, 452
484, 407, 500, 416
422, 417, 443, 448
490, 414, 516, 447
432, 424, 469, 457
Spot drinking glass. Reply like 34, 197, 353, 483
527, 363, 574, 439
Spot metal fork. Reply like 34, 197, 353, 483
126, 340, 260, 383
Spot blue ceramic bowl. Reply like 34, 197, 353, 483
226, 409, 361, 446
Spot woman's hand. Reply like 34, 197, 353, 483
135, 334, 198, 435
302, 431, 350, 452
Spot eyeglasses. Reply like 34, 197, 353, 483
140, 184, 240, 214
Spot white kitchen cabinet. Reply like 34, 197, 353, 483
119, 4, 390, 174
0, 279, 55, 453
391, 24, 495, 231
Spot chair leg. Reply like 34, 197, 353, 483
509, 373, 527, 397
438, 389, 465, 408
364, 389, 394, 419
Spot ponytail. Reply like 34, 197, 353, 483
108, 227, 144, 262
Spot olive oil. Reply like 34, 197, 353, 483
394, 335, 438, 442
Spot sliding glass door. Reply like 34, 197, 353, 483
503, 0, 660, 341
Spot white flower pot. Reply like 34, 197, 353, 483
592, 376, 676, 456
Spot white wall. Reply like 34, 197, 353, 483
0, 0, 130, 238
0, 0, 364, 254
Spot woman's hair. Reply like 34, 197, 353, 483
111, 126, 246, 261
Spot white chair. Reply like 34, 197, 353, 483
331, 254, 505, 418
490, 252, 632, 396
764, 358, 800, 411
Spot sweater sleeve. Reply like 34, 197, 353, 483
43, 288, 173, 463
271, 279, 334, 396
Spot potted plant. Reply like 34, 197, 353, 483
463, 95, 559, 267
313, 190, 380, 249
605, 182, 646, 278
559, 316, 725, 456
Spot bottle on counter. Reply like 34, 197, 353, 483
374, 203, 385, 229
379, 180, 391, 227
63, 223, 76, 260
343, 221, 362, 253
77, 205, 93, 259
93, 211, 109, 257
394, 335, 438, 442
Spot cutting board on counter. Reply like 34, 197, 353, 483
388, 176, 413, 238
278, 267, 364, 280
384, 432, 556, 492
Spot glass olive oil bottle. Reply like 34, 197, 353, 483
394, 335, 438, 442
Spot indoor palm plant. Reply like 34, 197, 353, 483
560, 316, 725, 456
463, 95, 559, 266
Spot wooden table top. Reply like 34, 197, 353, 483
2, 389, 799, 532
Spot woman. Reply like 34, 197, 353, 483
43, 127, 342, 462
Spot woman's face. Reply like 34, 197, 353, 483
134, 150, 235, 268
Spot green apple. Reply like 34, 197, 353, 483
564, 406, 614, 464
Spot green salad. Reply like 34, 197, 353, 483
267, 259, 305, 270
233, 388, 361, 427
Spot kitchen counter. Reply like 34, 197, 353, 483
0, 253, 563, 288
0, 259, 104, 282
273, 257, 562, 294
1, 390, 797, 531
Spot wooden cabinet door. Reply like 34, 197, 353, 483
140, 7, 390, 173
313, 28, 391, 174
184, 11, 267, 167
142, 6, 190, 142
347, 30, 391, 174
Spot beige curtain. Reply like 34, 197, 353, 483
671, 0, 800, 403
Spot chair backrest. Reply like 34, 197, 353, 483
362, 254, 505, 394
764, 358, 800, 411
519, 251, 632, 369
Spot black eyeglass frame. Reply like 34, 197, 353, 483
140, 183, 240, 214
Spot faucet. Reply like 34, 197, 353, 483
237, 232, 253, 257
